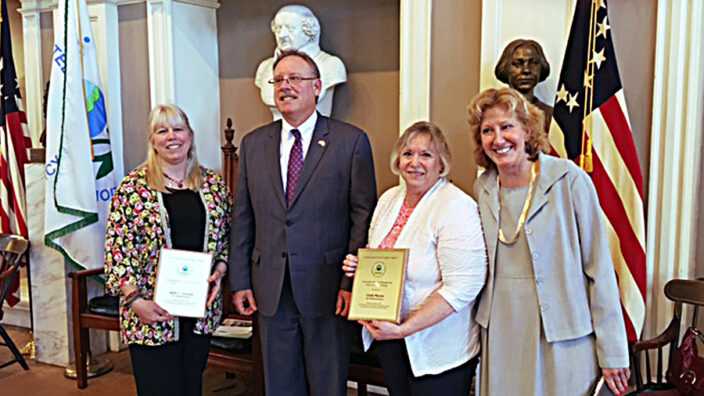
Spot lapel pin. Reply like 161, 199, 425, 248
318, 140, 326, 147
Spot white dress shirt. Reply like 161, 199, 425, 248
280, 111, 317, 193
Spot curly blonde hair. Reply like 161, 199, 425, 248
467, 88, 549, 170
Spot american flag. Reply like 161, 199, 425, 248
0, 0, 31, 307
548, 0, 646, 342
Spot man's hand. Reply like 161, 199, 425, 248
336, 289, 351, 316
233, 289, 258, 315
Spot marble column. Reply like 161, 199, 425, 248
26, 162, 108, 366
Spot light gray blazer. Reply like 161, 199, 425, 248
473, 153, 629, 368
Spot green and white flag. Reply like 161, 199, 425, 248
45, 0, 117, 270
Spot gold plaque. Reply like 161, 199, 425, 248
348, 248, 408, 323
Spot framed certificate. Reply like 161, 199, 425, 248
348, 248, 408, 323
154, 248, 213, 318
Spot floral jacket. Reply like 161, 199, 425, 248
105, 166, 232, 345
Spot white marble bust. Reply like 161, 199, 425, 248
255, 5, 347, 120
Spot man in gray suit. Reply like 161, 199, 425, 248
229, 50, 377, 396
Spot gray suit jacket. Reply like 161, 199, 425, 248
473, 153, 628, 368
229, 115, 377, 317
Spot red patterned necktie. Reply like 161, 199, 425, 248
286, 129, 303, 206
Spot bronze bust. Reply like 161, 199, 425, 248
495, 39, 553, 132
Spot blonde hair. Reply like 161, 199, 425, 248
143, 104, 203, 192
467, 88, 549, 170
390, 121, 451, 177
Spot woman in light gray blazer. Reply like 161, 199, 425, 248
468, 88, 630, 396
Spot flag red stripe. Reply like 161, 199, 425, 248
9, 191, 28, 236
598, 97, 644, 197
7, 113, 29, 180
622, 305, 637, 343
0, 200, 10, 231
548, 145, 561, 158
0, 125, 29, 236
0, 144, 10, 233
17, 110, 27, 125
4, 275, 19, 306
591, 152, 647, 297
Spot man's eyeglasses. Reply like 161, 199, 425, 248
268, 75, 318, 86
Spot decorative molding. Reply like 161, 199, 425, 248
146, 0, 175, 105
398, 0, 432, 133
479, 0, 502, 91
19, 8, 44, 145
110, 0, 144, 5
169, 0, 221, 170
17, 0, 54, 13
172, 0, 218, 9
144, 0, 221, 169
645, 0, 704, 337
111, 0, 218, 7
87, 0, 119, 5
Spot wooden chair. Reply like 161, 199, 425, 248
68, 267, 119, 388
204, 120, 266, 395
629, 278, 704, 395
0, 233, 30, 371
206, 274, 265, 396
348, 329, 387, 395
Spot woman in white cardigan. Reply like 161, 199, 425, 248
342, 121, 487, 395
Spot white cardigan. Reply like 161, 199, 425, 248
362, 178, 487, 376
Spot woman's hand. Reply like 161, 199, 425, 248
131, 299, 173, 325
602, 367, 630, 395
359, 320, 406, 341
207, 262, 227, 307
342, 254, 359, 278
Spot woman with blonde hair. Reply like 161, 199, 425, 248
105, 104, 231, 395
468, 88, 629, 395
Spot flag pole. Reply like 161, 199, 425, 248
18, 251, 35, 359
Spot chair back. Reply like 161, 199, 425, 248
221, 118, 239, 316
664, 279, 704, 355
666, 279, 704, 307
0, 234, 29, 312
630, 278, 704, 394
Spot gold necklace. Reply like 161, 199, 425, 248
497, 159, 540, 244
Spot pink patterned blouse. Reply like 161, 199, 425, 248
379, 202, 415, 249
